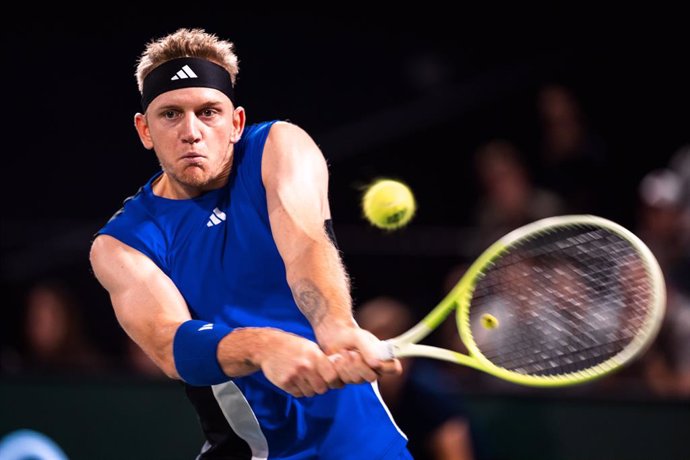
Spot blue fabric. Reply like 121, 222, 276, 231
98, 121, 408, 459
395, 447, 414, 460
173, 320, 232, 386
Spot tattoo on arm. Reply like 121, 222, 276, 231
292, 278, 327, 327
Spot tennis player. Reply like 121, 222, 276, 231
90, 28, 409, 459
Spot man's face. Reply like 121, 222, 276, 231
137, 87, 243, 190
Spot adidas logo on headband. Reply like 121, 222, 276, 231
171, 65, 198, 81
141, 57, 236, 111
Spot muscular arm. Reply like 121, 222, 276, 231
91, 235, 269, 378
263, 122, 400, 377
90, 235, 192, 378
90, 235, 341, 395
263, 122, 352, 333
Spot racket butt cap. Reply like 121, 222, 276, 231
375, 341, 395, 360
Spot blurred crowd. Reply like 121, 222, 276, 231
469, 84, 690, 399
1, 84, 688, 416
0, 279, 165, 380
354, 88, 690, 459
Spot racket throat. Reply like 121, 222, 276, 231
395, 344, 484, 370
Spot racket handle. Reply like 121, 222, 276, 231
375, 340, 395, 360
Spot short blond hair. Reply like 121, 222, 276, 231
135, 28, 239, 94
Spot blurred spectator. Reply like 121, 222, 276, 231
357, 296, 476, 460
641, 286, 690, 397
15, 280, 107, 375
635, 168, 690, 398
472, 139, 565, 251
668, 144, 690, 297
669, 144, 690, 213
536, 84, 609, 214
637, 168, 690, 277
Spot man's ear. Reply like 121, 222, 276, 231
230, 106, 246, 143
134, 113, 154, 150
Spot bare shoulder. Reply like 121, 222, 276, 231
90, 235, 155, 291
90, 234, 134, 263
266, 121, 313, 145
262, 121, 327, 185
91, 234, 123, 265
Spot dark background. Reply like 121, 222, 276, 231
1, 12, 688, 358
1, 12, 689, 460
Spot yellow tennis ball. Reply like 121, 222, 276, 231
480, 313, 499, 329
362, 179, 416, 230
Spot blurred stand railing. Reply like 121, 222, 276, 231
0, 376, 688, 460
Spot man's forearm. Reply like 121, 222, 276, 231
292, 278, 328, 328
288, 240, 356, 338
217, 327, 282, 376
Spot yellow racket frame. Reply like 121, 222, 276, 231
381, 215, 666, 387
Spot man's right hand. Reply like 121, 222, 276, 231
218, 327, 346, 398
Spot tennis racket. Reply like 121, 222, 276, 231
375, 215, 666, 387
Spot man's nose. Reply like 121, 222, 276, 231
181, 114, 202, 144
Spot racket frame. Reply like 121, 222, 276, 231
383, 215, 666, 387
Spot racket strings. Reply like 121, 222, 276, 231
493, 336, 632, 375
468, 225, 654, 377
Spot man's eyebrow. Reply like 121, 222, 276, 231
156, 100, 226, 111
197, 100, 225, 107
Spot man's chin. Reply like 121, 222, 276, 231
177, 168, 211, 187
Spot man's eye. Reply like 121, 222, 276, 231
164, 110, 177, 119
201, 109, 216, 117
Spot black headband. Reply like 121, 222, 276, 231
141, 57, 236, 111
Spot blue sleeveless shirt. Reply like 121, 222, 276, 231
98, 121, 407, 460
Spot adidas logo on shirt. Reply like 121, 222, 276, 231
206, 207, 227, 227
171, 65, 198, 81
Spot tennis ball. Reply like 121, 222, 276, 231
480, 313, 499, 329
362, 179, 416, 230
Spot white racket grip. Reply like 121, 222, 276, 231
375, 340, 396, 360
